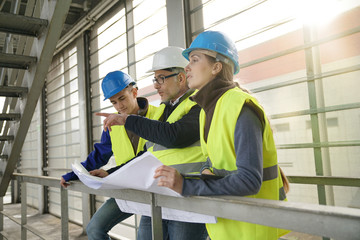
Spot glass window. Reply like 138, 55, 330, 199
192, 0, 360, 207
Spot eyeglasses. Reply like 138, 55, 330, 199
152, 73, 179, 85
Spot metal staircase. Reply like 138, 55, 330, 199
0, 0, 71, 196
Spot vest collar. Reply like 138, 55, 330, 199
163, 89, 195, 108
191, 77, 236, 142
191, 77, 236, 113
137, 97, 149, 116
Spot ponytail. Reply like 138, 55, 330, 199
280, 167, 290, 193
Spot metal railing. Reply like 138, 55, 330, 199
1, 173, 359, 240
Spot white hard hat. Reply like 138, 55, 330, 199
147, 46, 189, 73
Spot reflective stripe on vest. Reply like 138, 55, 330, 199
146, 93, 206, 174
209, 162, 279, 182
110, 104, 160, 166
200, 87, 289, 240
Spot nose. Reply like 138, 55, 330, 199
153, 82, 161, 89
185, 63, 190, 73
114, 102, 121, 110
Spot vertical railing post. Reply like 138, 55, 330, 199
20, 179, 27, 240
0, 196, 3, 240
60, 187, 69, 240
151, 193, 163, 240
135, 214, 139, 240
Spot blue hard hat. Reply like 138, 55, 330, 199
102, 71, 135, 100
182, 31, 240, 74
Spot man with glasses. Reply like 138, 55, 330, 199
96, 46, 208, 240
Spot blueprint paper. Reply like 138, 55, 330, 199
72, 151, 217, 223
72, 152, 179, 195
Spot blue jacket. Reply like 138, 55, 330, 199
62, 130, 113, 182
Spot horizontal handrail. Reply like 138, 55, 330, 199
8, 173, 360, 240
287, 175, 360, 187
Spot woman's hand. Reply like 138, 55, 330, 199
154, 165, 183, 194
89, 169, 109, 178
201, 169, 214, 175
95, 112, 129, 132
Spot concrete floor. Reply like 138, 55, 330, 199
1, 203, 87, 240
1, 203, 323, 240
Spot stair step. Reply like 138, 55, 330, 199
0, 113, 21, 121
0, 12, 48, 37
0, 136, 14, 141
0, 0, 72, 197
0, 86, 28, 97
0, 53, 37, 69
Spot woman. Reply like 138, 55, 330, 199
153, 30, 290, 240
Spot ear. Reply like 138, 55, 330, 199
178, 72, 186, 83
132, 87, 138, 98
212, 62, 222, 75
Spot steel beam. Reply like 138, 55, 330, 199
166, 0, 186, 48
54, 0, 119, 55
288, 175, 360, 187
151, 193, 163, 240
60, 187, 69, 240
0, 197, 3, 240
20, 181, 26, 240
125, 0, 136, 78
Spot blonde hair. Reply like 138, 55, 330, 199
280, 167, 290, 193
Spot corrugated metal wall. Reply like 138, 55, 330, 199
45, 43, 83, 220
20, 101, 42, 208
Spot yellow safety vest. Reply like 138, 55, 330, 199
200, 87, 289, 240
110, 104, 160, 166
145, 93, 206, 174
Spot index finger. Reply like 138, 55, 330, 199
154, 165, 172, 177
95, 112, 111, 117
155, 165, 168, 172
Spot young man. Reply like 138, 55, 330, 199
60, 70, 159, 240
96, 46, 208, 240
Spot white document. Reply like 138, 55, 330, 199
72, 151, 179, 195
116, 199, 216, 223
72, 151, 217, 223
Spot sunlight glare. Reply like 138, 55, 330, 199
291, 0, 342, 26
